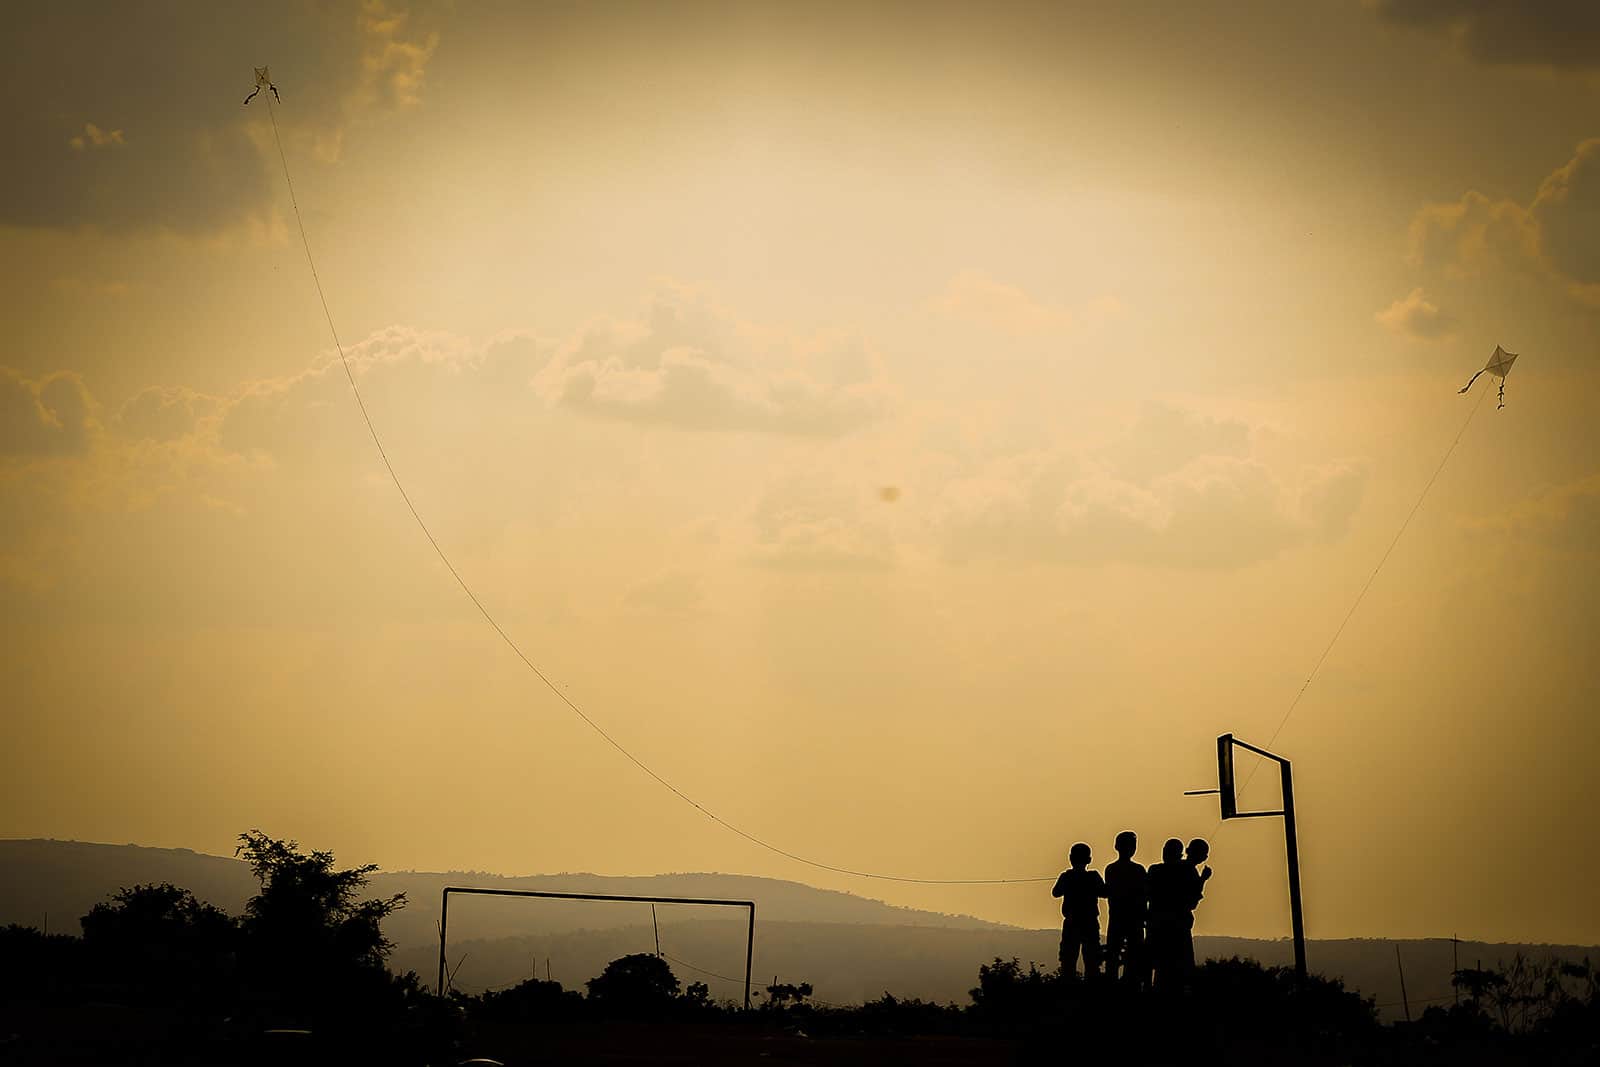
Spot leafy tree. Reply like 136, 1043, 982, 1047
760, 980, 814, 1013
81, 883, 236, 952
585, 953, 681, 1016
234, 830, 406, 1014
1452, 954, 1600, 1037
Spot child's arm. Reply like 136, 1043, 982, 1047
1051, 873, 1068, 898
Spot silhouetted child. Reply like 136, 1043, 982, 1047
1103, 830, 1148, 985
1145, 837, 1187, 993
1051, 842, 1105, 978
1179, 837, 1213, 972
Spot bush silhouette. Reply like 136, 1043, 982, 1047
0, 924, 87, 1001
1188, 955, 1378, 1046
968, 957, 1059, 1023
475, 977, 585, 1022
79, 883, 237, 1005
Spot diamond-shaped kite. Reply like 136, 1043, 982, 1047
1459, 345, 1518, 409
243, 67, 280, 106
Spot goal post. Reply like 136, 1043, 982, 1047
436, 886, 757, 1009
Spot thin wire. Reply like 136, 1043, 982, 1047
660, 952, 844, 1008
1232, 386, 1488, 806
1376, 992, 1456, 1010
659, 950, 749, 986
262, 94, 1052, 887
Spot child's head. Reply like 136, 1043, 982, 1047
1114, 830, 1137, 859
1069, 842, 1092, 869
1186, 838, 1210, 864
1162, 838, 1184, 863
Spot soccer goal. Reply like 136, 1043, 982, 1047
435, 886, 757, 1008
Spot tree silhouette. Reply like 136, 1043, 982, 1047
234, 829, 406, 1013
760, 980, 814, 1013
79, 883, 236, 1003
585, 953, 680, 1016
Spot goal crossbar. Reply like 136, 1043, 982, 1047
436, 886, 757, 1009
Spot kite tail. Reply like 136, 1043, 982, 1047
1498, 378, 1506, 409
1458, 369, 1484, 395
243, 86, 261, 106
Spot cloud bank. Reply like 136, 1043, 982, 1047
1372, 1, 1600, 71
940, 405, 1367, 570
0, 1, 440, 233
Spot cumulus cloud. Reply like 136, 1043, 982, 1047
313, 1, 441, 162
623, 571, 704, 613
355, 1, 439, 110
930, 271, 1123, 337
217, 326, 491, 460
750, 478, 897, 571
932, 271, 1074, 335
113, 386, 224, 443
1099, 404, 1252, 483
1375, 287, 1458, 340
1408, 139, 1600, 306
0, 368, 96, 457
68, 123, 125, 151
940, 407, 1367, 569
1471, 471, 1600, 557
533, 288, 890, 436
0, 2, 441, 232
1532, 139, 1600, 296
1371, 1, 1600, 71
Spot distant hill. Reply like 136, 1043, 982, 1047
0, 838, 1008, 945
5, 839, 1594, 1019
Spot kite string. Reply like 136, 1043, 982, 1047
261, 95, 1051, 888
1232, 384, 1489, 805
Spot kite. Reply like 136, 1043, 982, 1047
1459, 345, 1518, 409
243, 67, 280, 106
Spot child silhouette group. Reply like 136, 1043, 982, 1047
1051, 831, 1212, 992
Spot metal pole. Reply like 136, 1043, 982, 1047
1395, 943, 1411, 1022
1280, 758, 1307, 984
436, 889, 451, 996
743, 903, 755, 1011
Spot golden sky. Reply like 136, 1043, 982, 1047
3, 1, 1598, 945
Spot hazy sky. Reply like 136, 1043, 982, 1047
3, 1, 1598, 946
